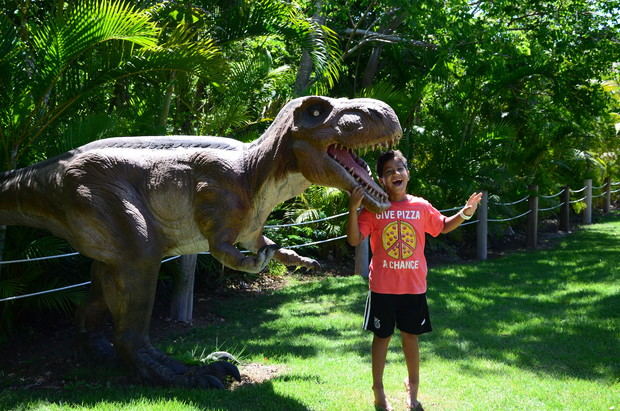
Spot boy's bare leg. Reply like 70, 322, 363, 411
401, 331, 422, 409
372, 335, 393, 410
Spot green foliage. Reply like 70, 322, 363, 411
1, 0, 619, 336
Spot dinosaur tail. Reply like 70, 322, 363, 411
0, 163, 66, 233
1, 166, 35, 225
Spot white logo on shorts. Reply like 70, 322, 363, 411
374, 316, 381, 329
420, 318, 426, 326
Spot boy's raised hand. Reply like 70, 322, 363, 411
349, 186, 365, 211
463, 192, 483, 216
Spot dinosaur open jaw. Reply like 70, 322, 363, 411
327, 144, 389, 205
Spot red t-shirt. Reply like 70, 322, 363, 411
358, 194, 445, 294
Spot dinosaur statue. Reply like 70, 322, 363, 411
0, 95, 402, 388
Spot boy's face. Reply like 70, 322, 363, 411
379, 157, 409, 198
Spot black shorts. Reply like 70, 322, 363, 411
363, 291, 432, 338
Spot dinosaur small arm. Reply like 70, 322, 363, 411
0, 95, 402, 388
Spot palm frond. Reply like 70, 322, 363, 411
303, 23, 342, 95
211, 0, 293, 44
30, 0, 160, 102
24, 236, 71, 259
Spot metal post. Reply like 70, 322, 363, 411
560, 186, 570, 232
476, 190, 488, 260
604, 177, 611, 214
527, 185, 538, 248
170, 254, 197, 323
355, 237, 369, 278
583, 179, 592, 225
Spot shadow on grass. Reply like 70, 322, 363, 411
0, 380, 311, 411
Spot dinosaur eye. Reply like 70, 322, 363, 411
295, 98, 333, 129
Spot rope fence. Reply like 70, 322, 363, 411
1, 178, 618, 302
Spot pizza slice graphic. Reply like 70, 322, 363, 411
382, 220, 417, 259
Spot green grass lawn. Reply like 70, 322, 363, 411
1, 216, 619, 410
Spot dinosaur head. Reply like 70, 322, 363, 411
286, 96, 402, 213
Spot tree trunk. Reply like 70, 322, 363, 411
361, 46, 383, 88
358, 13, 406, 89
295, 51, 315, 96
159, 71, 176, 129
294, 0, 324, 95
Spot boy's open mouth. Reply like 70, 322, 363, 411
392, 179, 404, 187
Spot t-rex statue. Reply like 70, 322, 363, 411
0, 95, 402, 388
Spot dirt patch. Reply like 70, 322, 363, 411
233, 363, 287, 388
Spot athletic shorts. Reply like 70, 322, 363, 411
362, 291, 432, 338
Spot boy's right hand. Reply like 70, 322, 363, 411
349, 186, 364, 210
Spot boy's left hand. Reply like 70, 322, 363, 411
463, 192, 483, 216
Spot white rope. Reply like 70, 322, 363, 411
439, 205, 462, 213
610, 188, 620, 194
287, 235, 347, 248
540, 189, 565, 199
264, 211, 348, 229
0, 251, 80, 266
570, 186, 587, 194
460, 219, 479, 226
0, 281, 91, 302
491, 195, 529, 206
591, 184, 606, 190
488, 209, 532, 222
591, 192, 606, 199
569, 196, 587, 204
539, 202, 565, 212
611, 181, 620, 186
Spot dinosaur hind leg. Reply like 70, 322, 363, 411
75, 261, 116, 360
101, 259, 239, 388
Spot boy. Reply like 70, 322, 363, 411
347, 150, 482, 411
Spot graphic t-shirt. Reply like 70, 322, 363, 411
358, 195, 445, 294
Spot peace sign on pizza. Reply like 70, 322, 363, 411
382, 220, 417, 259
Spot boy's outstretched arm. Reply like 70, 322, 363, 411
441, 192, 483, 234
347, 186, 365, 246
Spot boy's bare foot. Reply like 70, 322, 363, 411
372, 386, 393, 411
404, 379, 424, 410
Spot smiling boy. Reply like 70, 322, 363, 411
347, 150, 482, 410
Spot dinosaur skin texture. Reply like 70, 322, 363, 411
0, 95, 402, 388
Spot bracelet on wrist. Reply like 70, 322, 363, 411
458, 209, 473, 220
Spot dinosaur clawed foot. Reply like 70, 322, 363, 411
298, 256, 321, 271
135, 346, 241, 389
255, 244, 280, 272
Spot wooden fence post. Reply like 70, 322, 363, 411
476, 190, 488, 260
560, 185, 570, 232
355, 237, 369, 278
583, 179, 592, 225
170, 254, 197, 323
604, 177, 611, 214
527, 185, 538, 249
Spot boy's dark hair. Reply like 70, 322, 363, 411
377, 150, 408, 178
